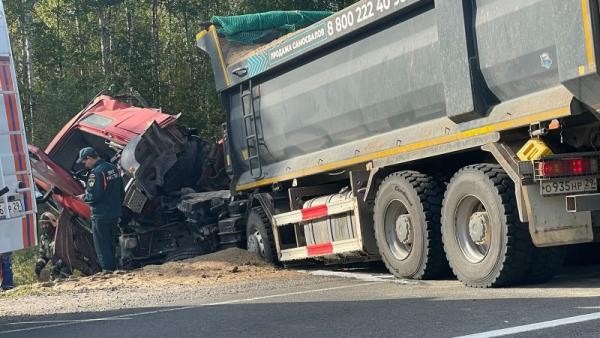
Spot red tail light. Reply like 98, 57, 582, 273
570, 159, 586, 175
537, 158, 598, 177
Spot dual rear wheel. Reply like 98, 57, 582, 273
373, 164, 564, 287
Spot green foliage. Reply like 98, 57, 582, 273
10, 248, 38, 286
4, 0, 357, 147
0, 284, 51, 299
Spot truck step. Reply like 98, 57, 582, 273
272, 197, 358, 226
280, 238, 363, 261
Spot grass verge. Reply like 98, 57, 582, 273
10, 247, 38, 286
0, 247, 43, 299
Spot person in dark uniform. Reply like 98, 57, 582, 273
35, 212, 57, 279
34, 211, 70, 280
0, 252, 14, 290
78, 147, 124, 272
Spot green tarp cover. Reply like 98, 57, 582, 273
211, 11, 333, 44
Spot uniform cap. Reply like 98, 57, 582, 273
77, 147, 98, 164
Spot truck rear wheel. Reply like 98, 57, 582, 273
373, 171, 449, 279
441, 164, 532, 287
246, 207, 276, 263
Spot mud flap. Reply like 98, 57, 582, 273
523, 185, 593, 247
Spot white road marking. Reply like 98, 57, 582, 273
307, 270, 419, 284
0, 281, 380, 335
3, 320, 74, 326
3, 318, 131, 326
455, 312, 600, 338
205, 281, 381, 306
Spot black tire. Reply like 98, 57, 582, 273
441, 164, 532, 288
522, 246, 565, 284
165, 246, 209, 262
373, 171, 449, 280
246, 207, 276, 263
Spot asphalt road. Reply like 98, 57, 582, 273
2, 265, 600, 338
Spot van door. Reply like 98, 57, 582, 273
0, 1, 37, 252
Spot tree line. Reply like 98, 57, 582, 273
5, 0, 356, 146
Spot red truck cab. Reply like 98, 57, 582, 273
30, 95, 178, 220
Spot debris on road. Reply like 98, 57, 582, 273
14, 248, 300, 295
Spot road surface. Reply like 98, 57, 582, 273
1, 265, 600, 337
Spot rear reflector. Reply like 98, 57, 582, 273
307, 242, 334, 256
537, 158, 598, 178
301, 204, 329, 221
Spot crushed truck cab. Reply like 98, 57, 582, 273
30, 94, 236, 275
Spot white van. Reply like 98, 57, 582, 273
0, 0, 37, 252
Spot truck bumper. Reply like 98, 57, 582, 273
566, 194, 600, 212
523, 185, 594, 247
566, 193, 600, 212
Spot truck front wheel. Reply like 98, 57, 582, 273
246, 207, 276, 263
441, 164, 532, 287
373, 171, 449, 279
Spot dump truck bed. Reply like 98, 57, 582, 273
198, 0, 600, 191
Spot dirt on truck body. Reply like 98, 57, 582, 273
30, 94, 243, 276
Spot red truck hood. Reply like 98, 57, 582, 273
46, 95, 178, 154
31, 96, 180, 209
34, 95, 180, 196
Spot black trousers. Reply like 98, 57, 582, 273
91, 217, 118, 271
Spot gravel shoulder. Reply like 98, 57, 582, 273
0, 248, 326, 318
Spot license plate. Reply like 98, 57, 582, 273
0, 200, 24, 218
540, 178, 598, 196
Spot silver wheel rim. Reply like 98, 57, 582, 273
247, 229, 266, 258
454, 195, 491, 263
384, 199, 414, 261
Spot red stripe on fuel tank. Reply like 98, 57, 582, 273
301, 204, 328, 221
307, 242, 334, 256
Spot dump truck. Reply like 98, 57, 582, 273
0, 0, 37, 253
197, 1, 600, 287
